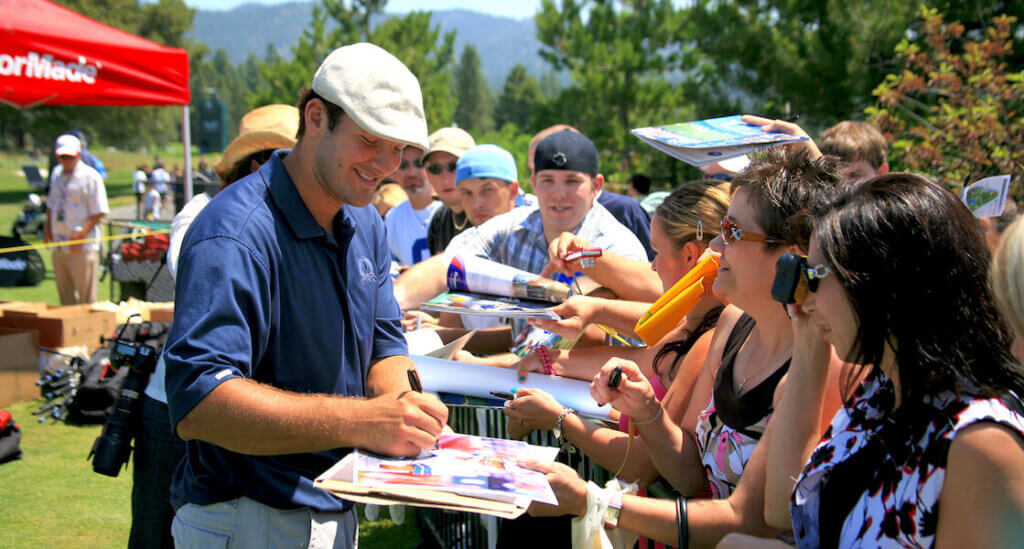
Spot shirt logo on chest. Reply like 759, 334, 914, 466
357, 256, 376, 284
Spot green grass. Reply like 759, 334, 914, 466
0, 399, 423, 548
0, 147, 424, 546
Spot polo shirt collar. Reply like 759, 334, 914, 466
263, 150, 326, 241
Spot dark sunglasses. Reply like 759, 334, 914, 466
426, 161, 458, 175
720, 218, 783, 245
399, 157, 425, 170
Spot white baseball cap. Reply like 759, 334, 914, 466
55, 134, 82, 157
312, 43, 429, 151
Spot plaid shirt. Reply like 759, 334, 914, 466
446, 203, 647, 348
446, 202, 646, 274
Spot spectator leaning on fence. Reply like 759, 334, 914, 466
44, 134, 109, 305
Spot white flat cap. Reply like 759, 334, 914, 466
312, 43, 429, 151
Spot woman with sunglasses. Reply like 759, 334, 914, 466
524, 148, 848, 546
742, 173, 1024, 548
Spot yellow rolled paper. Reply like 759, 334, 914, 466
634, 255, 720, 346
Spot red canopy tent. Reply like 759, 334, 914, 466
0, 0, 196, 199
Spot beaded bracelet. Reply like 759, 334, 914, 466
536, 345, 555, 375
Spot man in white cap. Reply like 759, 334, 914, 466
45, 133, 109, 305
162, 43, 448, 548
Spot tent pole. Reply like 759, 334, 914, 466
183, 105, 193, 204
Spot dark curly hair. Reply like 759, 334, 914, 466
809, 173, 1024, 405
730, 147, 844, 251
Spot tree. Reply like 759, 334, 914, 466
534, 0, 686, 176
495, 64, 542, 131
867, 9, 1023, 193
453, 45, 495, 134
252, 1, 457, 131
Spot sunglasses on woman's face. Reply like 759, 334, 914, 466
720, 217, 783, 245
426, 161, 457, 175
399, 158, 425, 171
803, 263, 833, 292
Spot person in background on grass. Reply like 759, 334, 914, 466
143, 180, 161, 221
625, 173, 651, 200
44, 134, 108, 305
134, 163, 150, 220
129, 104, 302, 549
162, 43, 447, 548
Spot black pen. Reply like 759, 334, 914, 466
608, 366, 623, 389
407, 368, 423, 392
785, 114, 801, 123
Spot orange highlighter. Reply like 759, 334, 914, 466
634, 255, 720, 346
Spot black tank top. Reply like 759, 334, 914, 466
713, 314, 791, 438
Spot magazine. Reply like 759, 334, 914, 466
420, 255, 569, 320
420, 291, 560, 320
314, 433, 559, 518
631, 115, 808, 167
961, 175, 1012, 218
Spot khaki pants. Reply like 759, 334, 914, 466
172, 497, 357, 549
52, 247, 99, 305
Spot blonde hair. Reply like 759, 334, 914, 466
654, 179, 732, 248
991, 216, 1024, 337
371, 182, 408, 218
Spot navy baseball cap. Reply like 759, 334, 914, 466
533, 130, 599, 176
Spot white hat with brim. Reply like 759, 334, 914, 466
312, 43, 429, 151
214, 104, 299, 182
55, 134, 81, 157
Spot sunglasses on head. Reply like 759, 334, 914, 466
399, 157, 425, 170
720, 217, 784, 245
426, 161, 458, 175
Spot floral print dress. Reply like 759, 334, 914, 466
791, 369, 1024, 547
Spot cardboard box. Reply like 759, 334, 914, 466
0, 305, 117, 349
0, 301, 47, 317
0, 370, 40, 407
0, 327, 39, 371
148, 304, 174, 323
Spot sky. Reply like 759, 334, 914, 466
183, 0, 543, 19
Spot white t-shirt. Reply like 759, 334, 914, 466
144, 189, 161, 220
150, 168, 171, 193
47, 161, 109, 252
384, 199, 441, 266
133, 169, 148, 194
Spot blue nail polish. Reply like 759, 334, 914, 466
511, 387, 518, 393
517, 377, 525, 383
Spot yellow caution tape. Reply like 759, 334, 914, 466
0, 228, 170, 255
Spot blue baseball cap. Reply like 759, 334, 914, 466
455, 144, 518, 185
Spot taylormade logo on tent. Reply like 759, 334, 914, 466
0, 52, 99, 84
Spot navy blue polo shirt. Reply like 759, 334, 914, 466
163, 150, 407, 512
598, 190, 655, 260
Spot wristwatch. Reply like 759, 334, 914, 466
603, 490, 623, 529
554, 407, 575, 453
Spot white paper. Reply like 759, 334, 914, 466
412, 355, 612, 420
403, 329, 444, 356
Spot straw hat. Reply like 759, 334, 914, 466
214, 104, 299, 182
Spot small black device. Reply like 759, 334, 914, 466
608, 366, 623, 389
771, 253, 809, 304
88, 320, 159, 477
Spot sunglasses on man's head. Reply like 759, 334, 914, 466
720, 217, 783, 245
399, 158, 425, 171
426, 161, 457, 175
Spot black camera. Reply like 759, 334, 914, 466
88, 338, 158, 477
771, 253, 809, 304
